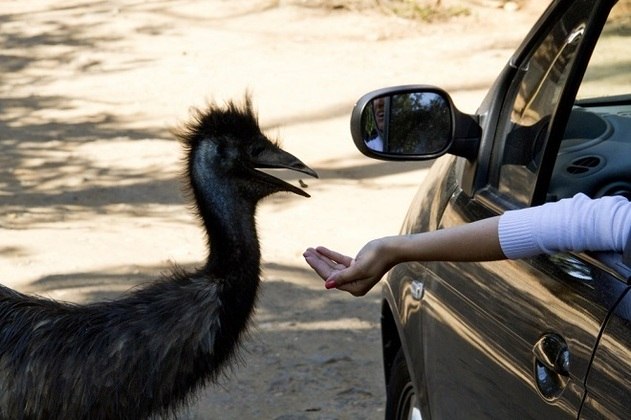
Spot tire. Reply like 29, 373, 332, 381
385, 349, 423, 420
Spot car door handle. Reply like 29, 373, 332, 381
532, 333, 570, 400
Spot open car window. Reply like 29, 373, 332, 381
548, 2, 631, 201
487, 0, 630, 207
577, 2, 631, 101
489, 0, 598, 206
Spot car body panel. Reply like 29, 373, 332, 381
420, 193, 626, 418
388, 173, 629, 418
580, 257, 631, 418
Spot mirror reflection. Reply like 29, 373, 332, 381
362, 91, 452, 155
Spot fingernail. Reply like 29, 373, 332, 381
325, 280, 336, 289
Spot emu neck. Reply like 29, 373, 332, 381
205, 198, 259, 275
189, 154, 260, 276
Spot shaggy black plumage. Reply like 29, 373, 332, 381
0, 97, 317, 420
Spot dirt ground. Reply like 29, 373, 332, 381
1, 1, 544, 418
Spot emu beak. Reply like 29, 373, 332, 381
252, 147, 319, 198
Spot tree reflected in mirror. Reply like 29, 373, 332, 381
362, 91, 452, 156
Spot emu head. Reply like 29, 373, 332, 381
176, 97, 318, 202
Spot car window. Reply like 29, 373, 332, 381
489, 0, 599, 206
548, 2, 631, 200
577, 2, 631, 100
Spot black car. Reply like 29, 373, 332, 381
350, 0, 631, 418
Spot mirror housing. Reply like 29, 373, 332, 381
350, 85, 481, 161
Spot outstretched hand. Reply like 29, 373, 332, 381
303, 239, 394, 296
304, 217, 505, 297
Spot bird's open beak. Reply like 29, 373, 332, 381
252, 147, 318, 198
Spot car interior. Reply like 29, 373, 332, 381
549, 99, 631, 200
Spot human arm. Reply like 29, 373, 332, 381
499, 192, 631, 258
303, 216, 504, 296
304, 193, 631, 296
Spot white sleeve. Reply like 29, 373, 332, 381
498, 193, 631, 259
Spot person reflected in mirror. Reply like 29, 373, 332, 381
365, 96, 386, 152
303, 193, 631, 296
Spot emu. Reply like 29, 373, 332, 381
0, 97, 317, 419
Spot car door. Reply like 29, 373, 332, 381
419, 0, 627, 418
579, 253, 631, 418
574, 7, 631, 414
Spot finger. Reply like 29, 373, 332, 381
304, 248, 347, 271
304, 247, 340, 267
336, 281, 370, 297
304, 254, 334, 280
314, 246, 354, 267
326, 263, 365, 288
304, 249, 349, 281
303, 247, 320, 260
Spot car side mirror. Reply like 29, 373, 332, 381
350, 85, 481, 161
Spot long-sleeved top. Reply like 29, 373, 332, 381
498, 193, 631, 259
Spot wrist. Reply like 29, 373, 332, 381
378, 235, 410, 268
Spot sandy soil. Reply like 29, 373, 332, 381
0, 1, 543, 418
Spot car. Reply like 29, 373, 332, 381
349, 0, 631, 418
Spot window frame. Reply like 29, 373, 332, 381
478, 0, 616, 208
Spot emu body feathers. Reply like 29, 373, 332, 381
0, 98, 316, 419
